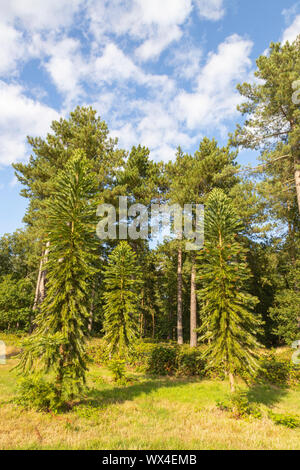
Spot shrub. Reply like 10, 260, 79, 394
129, 341, 178, 375
15, 376, 66, 412
258, 353, 290, 385
147, 344, 178, 375
176, 347, 206, 377
108, 358, 127, 384
86, 339, 110, 365
257, 352, 300, 387
130, 340, 225, 377
217, 390, 262, 420
268, 411, 300, 429
129, 341, 158, 371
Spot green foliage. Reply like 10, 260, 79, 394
103, 241, 143, 355
0, 275, 34, 330
17, 153, 98, 401
268, 411, 300, 429
108, 358, 127, 384
233, 37, 300, 349
217, 390, 262, 420
257, 352, 300, 387
13, 106, 124, 228
175, 346, 206, 377
86, 339, 110, 365
0, 229, 39, 331
15, 376, 66, 412
129, 341, 178, 375
270, 259, 300, 345
147, 344, 178, 376
197, 189, 262, 383
129, 340, 207, 377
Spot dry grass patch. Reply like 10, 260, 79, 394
0, 353, 299, 450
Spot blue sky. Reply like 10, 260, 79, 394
0, 0, 299, 236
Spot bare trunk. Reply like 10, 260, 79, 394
140, 295, 145, 337
295, 167, 300, 214
139, 313, 144, 337
177, 244, 183, 345
190, 256, 197, 348
88, 288, 95, 333
152, 308, 155, 339
229, 372, 235, 392
30, 241, 50, 332
32, 256, 43, 312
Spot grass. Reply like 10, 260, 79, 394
0, 334, 299, 450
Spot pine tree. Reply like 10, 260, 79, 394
13, 106, 124, 326
232, 35, 300, 213
18, 151, 98, 398
270, 257, 300, 345
103, 241, 143, 355
197, 189, 261, 391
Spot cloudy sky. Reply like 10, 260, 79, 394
0, 0, 299, 235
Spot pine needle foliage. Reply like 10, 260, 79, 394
17, 151, 99, 398
197, 189, 262, 388
103, 241, 143, 355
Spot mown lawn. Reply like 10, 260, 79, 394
0, 334, 299, 450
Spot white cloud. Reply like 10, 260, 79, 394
112, 100, 197, 162
195, 0, 225, 21
175, 35, 253, 128
282, 3, 300, 23
0, 81, 60, 165
135, 26, 182, 61
87, 0, 192, 60
0, 22, 25, 76
282, 15, 300, 43
168, 44, 203, 81
0, 0, 244, 171
93, 43, 145, 84
44, 37, 87, 105
136, 0, 192, 26
0, 0, 83, 31
111, 123, 138, 150
92, 42, 176, 92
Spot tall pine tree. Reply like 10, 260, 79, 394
103, 241, 143, 355
197, 189, 261, 391
18, 152, 98, 398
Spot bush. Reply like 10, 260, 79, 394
147, 344, 178, 375
130, 340, 225, 377
86, 339, 110, 365
268, 411, 300, 429
257, 352, 300, 387
15, 376, 65, 412
108, 358, 127, 384
129, 341, 178, 375
129, 341, 158, 371
176, 347, 206, 377
217, 390, 262, 420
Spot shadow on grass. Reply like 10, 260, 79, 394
246, 383, 288, 408
78, 377, 199, 411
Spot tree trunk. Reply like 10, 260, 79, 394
140, 295, 145, 337
32, 256, 43, 312
177, 244, 183, 345
30, 241, 50, 332
152, 308, 155, 339
295, 167, 300, 214
229, 372, 235, 392
190, 255, 197, 347
88, 288, 95, 333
